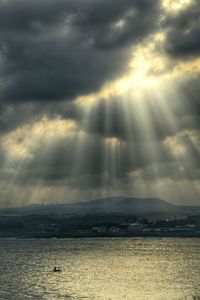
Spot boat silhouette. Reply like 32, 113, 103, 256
53, 266, 61, 272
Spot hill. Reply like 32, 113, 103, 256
0, 196, 195, 217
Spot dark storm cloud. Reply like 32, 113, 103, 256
0, 0, 160, 103
163, 0, 200, 58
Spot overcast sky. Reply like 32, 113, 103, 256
0, 0, 200, 207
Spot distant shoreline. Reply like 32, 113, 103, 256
1, 231, 200, 239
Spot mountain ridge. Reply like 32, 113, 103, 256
0, 196, 193, 216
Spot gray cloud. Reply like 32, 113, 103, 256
163, 0, 200, 58
0, 101, 82, 134
0, 0, 160, 103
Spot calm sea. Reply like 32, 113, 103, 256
0, 238, 200, 299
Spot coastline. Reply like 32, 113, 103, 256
1, 231, 200, 239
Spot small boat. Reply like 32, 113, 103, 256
53, 266, 61, 272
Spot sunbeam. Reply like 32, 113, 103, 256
1, 2, 200, 299
0, 0, 199, 207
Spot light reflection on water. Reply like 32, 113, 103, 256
0, 238, 200, 299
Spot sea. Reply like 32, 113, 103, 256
0, 238, 200, 300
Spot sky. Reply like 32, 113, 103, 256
0, 0, 200, 207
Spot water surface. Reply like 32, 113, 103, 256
0, 238, 200, 299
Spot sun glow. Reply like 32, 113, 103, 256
77, 34, 169, 107
164, 136, 187, 156
116, 46, 167, 93
104, 137, 122, 147
163, 0, 193, 12
76, 28, 200, 111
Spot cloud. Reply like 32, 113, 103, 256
163, 0, 200, 58
1, 71, 200, 191
0, 0, 160, 103
0, 101, 82, 134
0, 0, 200, 206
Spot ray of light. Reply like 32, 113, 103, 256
73, 50, 200, 203
1, 26, 200, 206
0, 117, 79, 206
